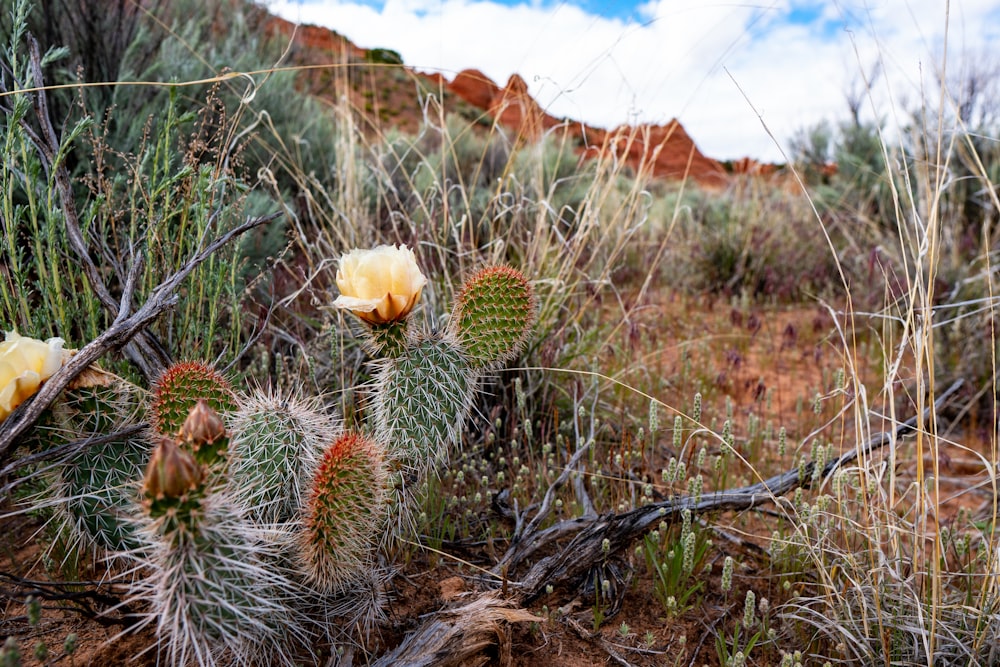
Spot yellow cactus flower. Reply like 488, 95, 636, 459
0, 331, 65, 422
333, 244, 427, 325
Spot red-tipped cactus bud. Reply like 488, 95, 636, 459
143, 436, 202, 502
180, 399, 227, 446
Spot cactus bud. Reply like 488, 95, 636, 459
179, 399, 229, 467
180, 399, 226, 445
143, 436, 202, 503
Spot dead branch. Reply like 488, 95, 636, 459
0, 211, 281, 468
0, 423, 147, 491
371, 593, 540, 667
0, 572, 139, 628
496, 379, 964, 601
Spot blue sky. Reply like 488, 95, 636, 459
264, 0, 1000, 161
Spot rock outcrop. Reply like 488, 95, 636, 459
259, 12, 739, 188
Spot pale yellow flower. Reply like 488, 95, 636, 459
333, 244, 427, 325
0, 331, 65, 422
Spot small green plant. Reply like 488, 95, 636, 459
591, 573, 611, 632
716, 589, 765, 667
642, 510, 710, 616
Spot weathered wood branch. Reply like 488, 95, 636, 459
496, 379, 964, 601
371, 593, 540, 667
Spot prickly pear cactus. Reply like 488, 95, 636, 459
227, 388, 341, 526
299, 431, 388, 592
449, 266, 537, 368
371, 336, 476, 468
150, 361, 236, 438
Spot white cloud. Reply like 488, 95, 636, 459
263, 0, 1000, 162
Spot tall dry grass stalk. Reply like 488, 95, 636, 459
769, 19, 1000, 665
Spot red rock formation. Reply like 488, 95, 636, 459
260, 14, 366, 59
595, 121, 728, 187
449, 69, 499, 110
255, 11, 757, 188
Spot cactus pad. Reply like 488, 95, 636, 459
55, 382, 147, 554
228, 389, 341, 526
449, 266, 536, 368
299, 432, 387, 591
372, 337, 476, 467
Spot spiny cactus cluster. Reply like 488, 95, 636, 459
369, 265, 537, 472
27, 251, 535, 666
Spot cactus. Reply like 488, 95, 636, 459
52, 380, 148, 555
138, 488, 311, 667
150, 361, 236, 439
298, 432, 387, 592
227, 388, 341, 526
34, 248, 536, 663
60, 432, 148, 555
138, 407, 314, 667
369, 267, 535, 469
371, 336, 477, 469
449, 266, 537, 368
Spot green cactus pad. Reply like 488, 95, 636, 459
150, 361, 236, 438
228, 389, 341, 526
372, 336, 476, 467
449, 266, 537, 368
54, 382, 147, 554
300, 432, 387, 591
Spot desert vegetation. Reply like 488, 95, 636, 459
1, 0, 998, 665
